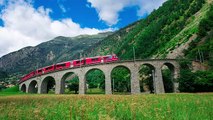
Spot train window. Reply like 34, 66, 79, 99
57, 64, 66, 67
92, 58, 99, 61
38, 70, 42, 72
46, 67, 52, 70
76, 61, 80, 64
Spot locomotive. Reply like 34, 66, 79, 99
19, 54, 119, 83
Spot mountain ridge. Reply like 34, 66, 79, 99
0, 32, 113, 76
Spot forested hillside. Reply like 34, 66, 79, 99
86, 0, 210, 61
178, 5, 213, 92
83, 0, 213, 93
185, 4, 213, 69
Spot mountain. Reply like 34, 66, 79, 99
85, 0, 212, 64
0, 32, 112, 76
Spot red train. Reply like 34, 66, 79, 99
19, 54, 119, 83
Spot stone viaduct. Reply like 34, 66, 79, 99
19, 59, 180, 94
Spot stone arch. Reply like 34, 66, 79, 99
112, 65, 131, 71
85, 68, 105, 94
141, 63, 156, 70
161, 62, 176, 93
139, 63, 156, 93
61, 72, 79, 94
21, 84, 26, 92
111, 65, 131, 94
28, 80, 38, 93
161, 62, 175, 73
40, 76, 56, 94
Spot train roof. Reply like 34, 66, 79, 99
56, 61, 71, 64
72, 54, 117, 61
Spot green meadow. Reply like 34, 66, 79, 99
0, 92, 212, 120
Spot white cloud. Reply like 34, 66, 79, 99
58, 4, 66, 13
87, 0, 134, 26
137, 0, 167, 17
0, 0, 111, 57
0, 27, 39, 54
87, 0, 166, 25
57, 0, 67, 13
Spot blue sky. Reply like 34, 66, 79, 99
32, 0, 141, 29
0, 0, 166, 57
33, 0, 107, 29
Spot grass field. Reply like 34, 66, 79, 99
0, 86, 25, 96
0, 92, 212, 120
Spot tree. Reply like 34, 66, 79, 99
139, 66, 154, 93
47, 79, 55, 93
198, 19, 208, 37
86, 70, 105, 90
162, 69, 173, 93
193, 71, 213, 92
67, 76, 79, 94
0, 71, 8, 82
178, 69, 213, 92
112, 67, 131, 92
178, 70, 196, 92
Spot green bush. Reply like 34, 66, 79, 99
67, 77, 79, 94
111, 67, 131, 92
179, 70, 213, 92
2, 86, 19, 92
162, 69, 174, 93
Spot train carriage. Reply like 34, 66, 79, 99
36, 68, 43, 75
19, 54, 119, 83
43, 65, 55, 74
72, 59, 85, 67
55, 61, 71, 70
85, 56, 102, 65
